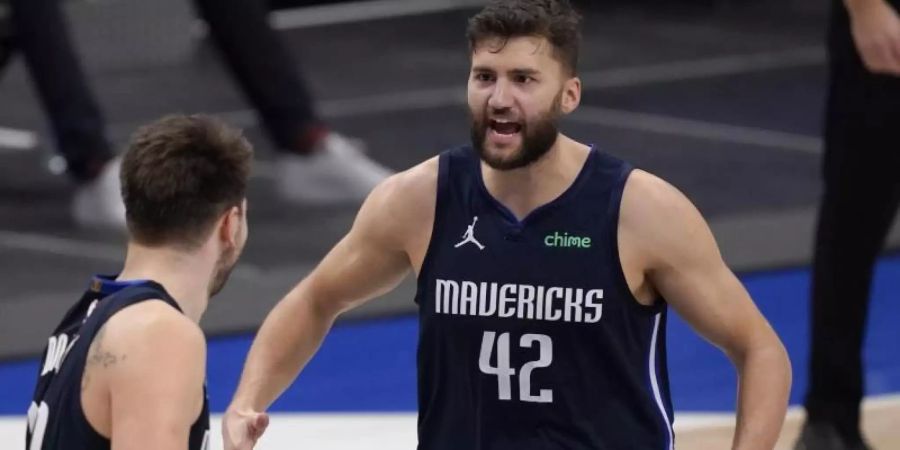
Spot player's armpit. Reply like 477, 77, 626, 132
106, 304, 206, 450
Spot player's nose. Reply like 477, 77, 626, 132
487, 80, 514, 109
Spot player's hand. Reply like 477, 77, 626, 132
848, 0, 900, 75
222, 407, 269, 450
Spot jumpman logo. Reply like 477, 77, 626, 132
455, 216, 485, 250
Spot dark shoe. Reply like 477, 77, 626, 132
794, 421, 872, 450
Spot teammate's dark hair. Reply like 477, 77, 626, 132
120, 114, 253, 249
466, 0, 582, 75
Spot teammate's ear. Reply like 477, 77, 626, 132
218, 205, 241, 248
560, 76, 581, 115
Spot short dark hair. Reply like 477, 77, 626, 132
466, 0, 582, 75
121, 114, 253, 248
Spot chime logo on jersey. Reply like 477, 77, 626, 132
434, 279, 603, 323
544, 231, 592, 249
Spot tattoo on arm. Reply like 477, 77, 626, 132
81, 324, 128, 392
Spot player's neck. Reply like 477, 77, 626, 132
116, 243, 212, 323
481, 134, 591, 221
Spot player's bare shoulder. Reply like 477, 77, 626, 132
95, 300, 205, 375
357, 157, 439, 256
81, 299, 205, 435
619, 169, 716, 268
369, 157, 438, 222
619, 169, 692, 223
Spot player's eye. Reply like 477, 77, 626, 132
474, 73, 495, 83
514, 75, 534, 84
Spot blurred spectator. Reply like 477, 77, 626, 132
4, 0, 390, 231
9, 0, 121, 229
0, 0, 10, 69
190, 0, 391, 205
796, 0, 900, 449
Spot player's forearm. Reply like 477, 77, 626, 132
730, 338, 792, 450
229, 283, 338, 412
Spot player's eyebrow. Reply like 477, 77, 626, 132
471, 65, 496, 73
471, 66, 541, 77
509, 68, 540, 78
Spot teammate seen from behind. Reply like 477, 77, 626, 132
26, 115, 253, 450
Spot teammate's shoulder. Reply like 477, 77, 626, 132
104, 300, 204, 351
98, 299, 205, 401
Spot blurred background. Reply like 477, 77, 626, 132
0, 0, 898, 448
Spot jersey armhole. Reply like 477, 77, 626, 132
606, 167, 665, 315
414, 153, 450, 297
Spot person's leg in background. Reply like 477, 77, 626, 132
797, 3, 900, 449
8, 0, 124, 229
191, 0, 391, 204
0, 0, 12, 71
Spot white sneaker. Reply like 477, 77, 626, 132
275, 133, 392, 204
71, 156, 127, 231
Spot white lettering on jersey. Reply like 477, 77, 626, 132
27, 401, 50, 450
40, 334, 79, 377
434, 279, 604, 324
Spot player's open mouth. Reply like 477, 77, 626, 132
489, 119, 522, 136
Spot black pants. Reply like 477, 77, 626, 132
9, 0, 113, 182
804, 1, 900, 439
0, 1, 13, 72
191, 0, 321, 151
8, 0, 321, 181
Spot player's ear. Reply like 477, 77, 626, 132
218, 203, 243, 248
560, 75, 581, 115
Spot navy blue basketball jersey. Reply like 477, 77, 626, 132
415, 145, 674, 450
26, 276, 210, 450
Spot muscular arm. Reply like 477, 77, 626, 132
104, 303, 206, 450
620, 171, 791, 450
228, 160, 436, 415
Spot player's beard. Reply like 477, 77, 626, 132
470, 91, 562, 171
